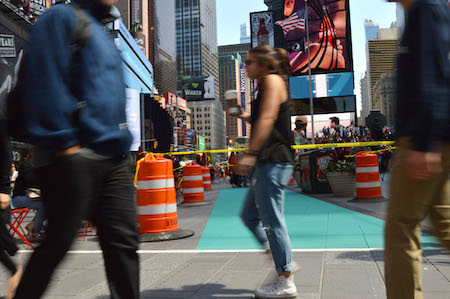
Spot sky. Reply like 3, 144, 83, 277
216, 0, 398, 116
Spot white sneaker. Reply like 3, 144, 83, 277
254, 275, 298, 298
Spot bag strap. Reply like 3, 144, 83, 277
69, 3, 92, 54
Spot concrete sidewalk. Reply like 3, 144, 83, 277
1, 179, 449, 298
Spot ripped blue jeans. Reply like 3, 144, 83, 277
241, 162, 294, 274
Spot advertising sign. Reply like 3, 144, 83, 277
125, 88, 141, 151
0, 24, 27, 118
316, 155, 329, 182
300, 155, 312, 192
250, 11, 275, 48
274, 0, 353, 76
29, 0, 47, 17
198, 135, 205, 151
0, 35, 16, 58
239, 64, 247, 136
182, 76, 215, 100
289, 72, 354, 99
185, 129, 194, 147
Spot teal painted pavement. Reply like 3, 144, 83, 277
197, 189, 440, 250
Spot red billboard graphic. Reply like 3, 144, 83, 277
274, 0, 353, 76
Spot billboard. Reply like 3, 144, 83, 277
274, 0, 353, 76
289, 72, 354, 99
198, 135, 205, 151
250, 11, 275, 48
0, 24, 27, 119
239, 64, 247, 136
125, 88, 141, 151
182, 76, 215, 100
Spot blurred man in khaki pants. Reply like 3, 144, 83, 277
385, 1, 449, 298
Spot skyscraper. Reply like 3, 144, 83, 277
219, 44, 252, 141
175, 0, 224, 149
368, 38, 398, 109
240, 23, 251, 44
175, 0, 219, 95
148, 0, 177, 94
362, 19, 379, 117
219, 43, 251, 67
360, 72, 371, 124
396, 3, 405, 29
219, 53, 243, 142
364, 19, 379, 43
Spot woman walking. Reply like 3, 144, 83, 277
232, 45, 297, 298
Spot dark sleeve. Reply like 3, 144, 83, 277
24, 6, 80, 151
0, 120, 11, 195
409, 3, 450, 152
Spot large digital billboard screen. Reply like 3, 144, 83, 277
274, 0, 353, 76
250, 11, 275, 48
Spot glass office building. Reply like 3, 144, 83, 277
150, 0, 177, 94
175, 0, 219, 95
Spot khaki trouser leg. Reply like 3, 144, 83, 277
385, 140, 450, 299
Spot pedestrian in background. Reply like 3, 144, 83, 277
228, 152, 239, 188
13, 0, 139, 298
384, 1, 450, 299
232, 45, 296, 298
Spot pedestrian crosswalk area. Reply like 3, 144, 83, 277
197, 189, 441, 250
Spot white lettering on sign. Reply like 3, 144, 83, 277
185, 90, 202, 96
0, 36, 14, 47
240, 69, 246, 93
0, 35, 16, 58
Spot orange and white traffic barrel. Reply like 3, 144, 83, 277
135, 154, 194, 241
183, 163, 205, 203
202, 166, 212, 190
352, 152, 384, 202
288, 173, 295, 185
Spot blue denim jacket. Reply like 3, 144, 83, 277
24, 1, 132, 156
395, 0, 450, 152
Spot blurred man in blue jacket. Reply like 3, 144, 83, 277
385, 1, 449, 299
14, 0, 139, 298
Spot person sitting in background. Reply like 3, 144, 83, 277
11, 149, 45, 239
10, 163, 18, 192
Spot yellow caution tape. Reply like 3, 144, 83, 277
173, 166, 184, 171
291, 141, 395, 150
345, 146, 399, 158
134, 157, 145, 188
152, 141, 395, 156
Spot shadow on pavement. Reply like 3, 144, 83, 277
139, 283, 254, 298
335, 250, 384, 262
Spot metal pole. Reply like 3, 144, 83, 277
305, 0, 315, 144
175, 95, 179, 117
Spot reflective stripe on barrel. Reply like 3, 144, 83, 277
183, 163, 205, 202
136, 155, 179, 233
202, 166, 212, 190
355, 152, 382, 199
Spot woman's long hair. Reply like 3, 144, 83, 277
249, 45, 291, 82
249, 45, 292, 98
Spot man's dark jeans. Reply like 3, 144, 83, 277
14, 153, 139, 299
